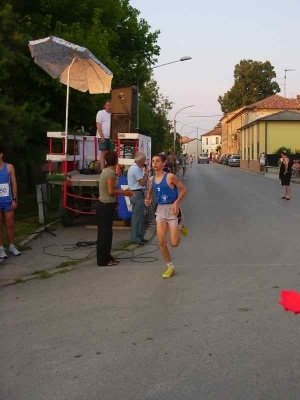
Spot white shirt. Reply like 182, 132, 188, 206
96, 110, 111, 139
259, 154, 266, 164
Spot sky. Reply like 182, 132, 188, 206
130, 0, 300, 138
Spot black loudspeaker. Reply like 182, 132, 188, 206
111, 86, 137, 141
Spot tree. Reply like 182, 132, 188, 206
1, 0, 162, 189
273, 146, 292, 155
139, 79, 173, 154
218, 59, 280, 114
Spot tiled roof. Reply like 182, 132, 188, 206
240, 110, 300, 130
224, 94, 300, 123
249, 94, 300, 110
181, 136, 197, 144
258, 110, 300, 121
201, 127, 222, 137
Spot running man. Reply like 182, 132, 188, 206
145, 154, 187, 279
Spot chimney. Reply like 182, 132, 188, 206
297, 95, 300, 105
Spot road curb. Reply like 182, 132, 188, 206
0, 225, 157, 288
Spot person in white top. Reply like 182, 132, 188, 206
96, 100, 112, 171
259, 152, 267, 174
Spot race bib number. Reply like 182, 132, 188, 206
0, 183, 10, 197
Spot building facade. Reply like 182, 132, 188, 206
240, 110, 300, 172
221, 95, 300, 155
181, 137, 202, 155
201, 126, 222, 155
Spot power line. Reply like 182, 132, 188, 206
188, 114, 223, 118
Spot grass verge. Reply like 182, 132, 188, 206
56, 260, 79, 269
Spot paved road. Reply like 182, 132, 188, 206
1, 164, 300, 400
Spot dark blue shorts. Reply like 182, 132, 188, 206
0, 202, 12, 212
98, 138, 111, 151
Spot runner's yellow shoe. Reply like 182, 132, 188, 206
162, 267, 175, 279
179, 224, 188, 236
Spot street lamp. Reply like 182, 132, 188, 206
173, 105, 194, 153
136, 56, 192, 130
180, 121, 195, 136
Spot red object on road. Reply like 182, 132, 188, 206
279, 290, 300, 314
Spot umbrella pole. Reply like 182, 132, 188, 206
64, 57, 76, 159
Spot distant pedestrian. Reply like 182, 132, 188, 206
127, 152, 149, 245
166, 152, 176, 174
259, 152, 267, 174
97, 151, 135, 266
0, 146, 21, 259
180, 153, 189, 180
279, 150, 292, 200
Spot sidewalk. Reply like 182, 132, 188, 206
241, 167, 300, 184
0, 216, 155, 287
261, 171, 300, 184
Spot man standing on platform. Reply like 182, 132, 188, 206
128, 152, 149, 245
96, 100, 112, 172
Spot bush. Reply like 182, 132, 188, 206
273, 146, 292, 154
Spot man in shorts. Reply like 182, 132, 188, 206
96, 100, 112, 171
0, 147, 21, 259
145, 154, 187, 279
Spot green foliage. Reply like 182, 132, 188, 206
294, 149, 300, 154
218, 59, 280, 114
216, 144, 221, 153
1, 0, 163, 189
273, 146, 292, 154
139, 79, 173, 154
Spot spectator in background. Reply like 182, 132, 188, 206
0, 146, 21, 259
292, 159, 300, 176
279, 150, 292, 200
259, 152, 267, 174
166, 152, 176, 174
180, 153, 189, 180
97, 151, 134, 266
127, 152, 149, 245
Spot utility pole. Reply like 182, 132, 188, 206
196, 126, 199, 156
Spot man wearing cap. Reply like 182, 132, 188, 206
127, 152, 149, 245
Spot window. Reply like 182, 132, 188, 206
206, 138, 208, 145
216, 137, 219, 145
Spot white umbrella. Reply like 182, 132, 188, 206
29, 36, 113, 153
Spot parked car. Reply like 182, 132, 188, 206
228, 154, 240, 167
224, 154, 232, 165
198, 153, 209, 164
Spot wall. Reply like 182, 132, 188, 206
265, 121, 300, 153
221, 108, 294, 154
182, 139, 202, 155
201, 135, 221, 154
240, 120, 300, 172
